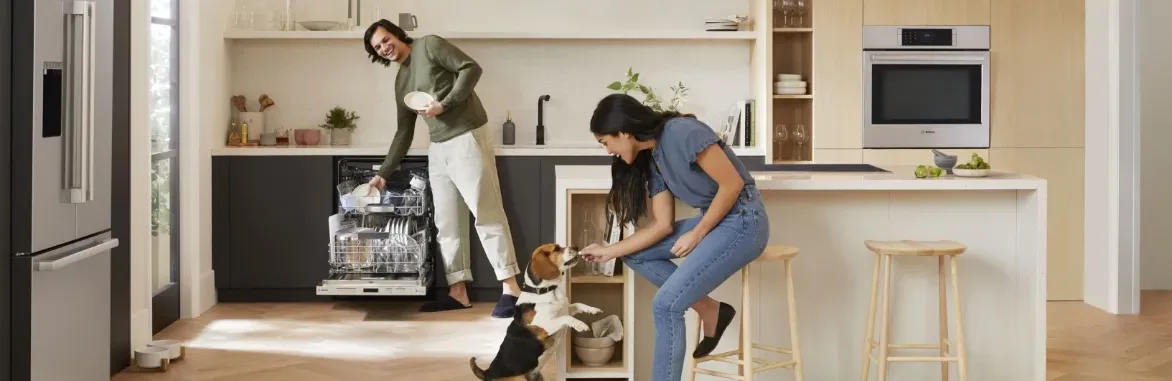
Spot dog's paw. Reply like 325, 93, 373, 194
569, 320, 590, 332
577, 305, 602, 315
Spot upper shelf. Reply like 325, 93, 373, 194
223, 30, 758, 41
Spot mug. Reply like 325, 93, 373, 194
260, 133, 276, 146
399, 13, 417, 31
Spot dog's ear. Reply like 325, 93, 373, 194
530, 244, 562, 281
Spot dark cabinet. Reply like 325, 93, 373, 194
212, 156, 334, 292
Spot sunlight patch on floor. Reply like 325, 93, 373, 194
184, 318, 513, 361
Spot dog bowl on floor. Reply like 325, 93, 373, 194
573, 345, 615, 366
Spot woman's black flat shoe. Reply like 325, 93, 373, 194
693, 302, 736, 358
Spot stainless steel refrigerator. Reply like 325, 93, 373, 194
5, 0, 119, 380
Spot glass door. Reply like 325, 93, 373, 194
149, 0, 179, 333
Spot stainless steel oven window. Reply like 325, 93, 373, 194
862, 51, 991, 148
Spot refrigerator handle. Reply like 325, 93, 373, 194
34, 238, 119, 271
65, 1, 94, 204
84, 1, 96, 202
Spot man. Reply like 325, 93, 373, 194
363, 19, 521, 318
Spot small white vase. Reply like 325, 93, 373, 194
331, 129, 352, 145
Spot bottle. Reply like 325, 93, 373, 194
502, 111, 516, 145
240, 122, 249, 144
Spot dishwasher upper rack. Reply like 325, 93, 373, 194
337, 181, 430, 216
328, 226, 431, 275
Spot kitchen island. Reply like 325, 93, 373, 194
553, 165, 1046, 381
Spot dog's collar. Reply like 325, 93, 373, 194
522, 263, 558, 295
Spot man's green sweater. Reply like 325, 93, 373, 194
379, 35, 487, 179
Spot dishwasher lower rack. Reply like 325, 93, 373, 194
316, 214, 434, 296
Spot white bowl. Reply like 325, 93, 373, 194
147, 339, 183, 360
777, 74, 802, 81
134, 346, 170, 369
953, 168, 991, 177
573, 345, 616, 366
298, 21, 340, 31
774, 87, 807, 95
404, 91, 435, 111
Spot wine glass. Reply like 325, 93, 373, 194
780, 0, 796, 27
792, 124, 807, 161
774, 124, 789, 161
794, 0, 807, 27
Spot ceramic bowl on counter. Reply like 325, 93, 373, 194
573, 344, 615, 366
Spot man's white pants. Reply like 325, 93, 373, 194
428, 126, 519, 285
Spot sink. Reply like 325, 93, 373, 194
755, 164, 889, 173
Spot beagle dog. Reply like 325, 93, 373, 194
470, 243, 601, 380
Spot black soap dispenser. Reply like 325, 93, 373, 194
502, 111, 516, 145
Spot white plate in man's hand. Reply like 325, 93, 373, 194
404, 91, 435, 111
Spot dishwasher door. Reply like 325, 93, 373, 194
17, 233, 116, 381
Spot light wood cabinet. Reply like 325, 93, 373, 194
813, 149, 863, 163
991, 148, 1084, 301
990, 0, 1085, 148
862, 149, 990, 167
863, 0, 991, 25
812, 0, 863, 149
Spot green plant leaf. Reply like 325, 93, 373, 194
630, 73, 639, 83
607, 81, 623, 91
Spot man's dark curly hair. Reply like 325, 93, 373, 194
363, 19, 414, 67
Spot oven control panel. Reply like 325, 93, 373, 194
900, 28, 954, 46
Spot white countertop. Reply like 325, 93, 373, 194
556, 165, 1047, 191
209, 143, 765, 157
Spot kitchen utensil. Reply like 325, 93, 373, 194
398, 13, 418, 31
231, 95, 247, 112
574, 332, 616, 349
404, 91, 434, 111
298, 20, 340, 31
932, 149, 950, 157
258, 94, 275, 111
934, 155, 958, 174
792, 124, 807, 160
573, 345, 615, 366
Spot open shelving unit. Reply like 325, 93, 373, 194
556, 189, 635, 380
766, 1, 815, 163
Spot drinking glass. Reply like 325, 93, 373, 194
794, 0, 807, 27
774, 124, 789, 161
793, 124, 807, 161
780, 0, 796, 27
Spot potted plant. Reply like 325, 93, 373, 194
319, 106, 360, 146
606, 67, 689, 112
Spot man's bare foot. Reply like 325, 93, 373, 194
449, 281, 472, 306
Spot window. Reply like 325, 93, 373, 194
149, 0, 180, 331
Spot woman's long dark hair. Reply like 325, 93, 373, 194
363, 19, 414, 67
589, 94, 693, 225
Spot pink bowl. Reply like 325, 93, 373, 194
302, 130, 321, 146
294, 129, 308, 145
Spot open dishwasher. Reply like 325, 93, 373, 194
316, 157, 435, 296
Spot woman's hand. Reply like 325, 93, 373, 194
580, 243, 618, 262
367, 175, 386, 192
419, 101, 444, 117
670, 230, 704, 257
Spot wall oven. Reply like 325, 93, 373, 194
863, 25, 991, 149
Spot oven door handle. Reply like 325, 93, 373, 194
869, 54, 988, 64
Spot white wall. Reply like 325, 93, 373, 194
1084, 0, 1140, 314
225, 0, 753, 147
1138, 0, 1172, 290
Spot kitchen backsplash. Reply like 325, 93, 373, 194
227, 0, 753, 147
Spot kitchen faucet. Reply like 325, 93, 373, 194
537, 95, 551, 145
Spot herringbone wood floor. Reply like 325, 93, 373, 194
112, 292, 1172, 380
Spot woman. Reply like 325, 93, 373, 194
581, 94, 769, 381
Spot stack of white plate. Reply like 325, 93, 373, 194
705, 18, 740, 31
774, 73, 807, 95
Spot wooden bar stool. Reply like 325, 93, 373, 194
860, 240, 969, 381
687, 244, 804, 381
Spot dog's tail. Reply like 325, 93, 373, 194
470, 357, 487, 380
